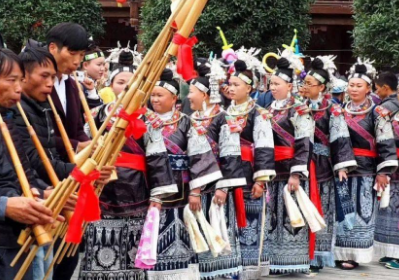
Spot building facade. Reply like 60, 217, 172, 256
99, 0, 354, 73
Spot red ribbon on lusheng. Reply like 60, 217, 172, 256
309, 160, 324, 260
173, 33, 198, 81
118, 107, 147, 139
66, 168, 101, 244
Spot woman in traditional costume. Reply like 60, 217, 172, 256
145, 69, 222, 280
373, 72, 399, 269
334, 59, 398, 269
79, 66, 172, 280
226, 59, 276, 279
265, 55, 313, 274
187, 59, 245, 279
303, 56, 357, 271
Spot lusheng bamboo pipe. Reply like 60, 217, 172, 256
43, 1, 186, 273
47, 95, 76, 163
16, 102, 60, 186
72, 71, 98, 138
19, 0, 209, 277
16, 102, 75, 243
0, 114, 52, 246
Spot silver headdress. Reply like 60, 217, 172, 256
236, 47, 266, 91
207, 57, 227, 104
348, 58, 376, 85
309, 55, 337, 91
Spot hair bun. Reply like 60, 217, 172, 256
195, 57, 210, 77
234, 60, 247, 72
160, 69, 174, 81
355, 64, 367, 74
119, 51, 133, 66
311, 57, 324, 70
277, 57, 290, 69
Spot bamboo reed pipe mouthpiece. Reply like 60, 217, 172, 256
73, 72, 98, 138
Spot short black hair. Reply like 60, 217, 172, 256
19, 47, 58, 73
375, 71, 398, 91
0, 48, 24, 77
46, 22, 89, 51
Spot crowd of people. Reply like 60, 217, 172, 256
0, 21, 398, 280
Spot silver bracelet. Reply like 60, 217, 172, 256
219, 188, 228, 194
189, 193, 202, 197
150, 197, 163, 205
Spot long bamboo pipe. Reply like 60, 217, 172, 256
0, 114, 52, 246
43, 5, 183, 272
17, 0, 206, 277
47, 95, 76, 163
16, 102, 74, 220
16, 102, 60, 186
72, 72, 98, 138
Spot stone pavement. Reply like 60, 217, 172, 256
71, 255, 398, 280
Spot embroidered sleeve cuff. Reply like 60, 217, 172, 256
253, 170, 276, 181
215, 177, 247, 189
150, 184, 178, 198
0, 196, 8, 221
189, 170, 223, 190
377, 160, 398, 173
290, 165, 309, 178
334, 160, 357, 173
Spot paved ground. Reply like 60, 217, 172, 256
71, 256, 398, 280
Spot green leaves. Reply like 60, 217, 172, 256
353, 0, 399, 67
0, 0, 105, 52
140, 0, 315, 57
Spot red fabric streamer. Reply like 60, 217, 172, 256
309, 160, 324, 260
118, 107, 147, 139
66, 168, 101, 244
173, 33, 198, 81
233, 188, 247, 228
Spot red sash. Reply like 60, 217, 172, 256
353, 148, 378, 158
397, 149, 399, 158
115, 152, 147, 172
274, 146, 295, 161
241, 145, 254, 164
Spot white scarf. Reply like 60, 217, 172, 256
209, 200, 231, 255
374, 181, 390, 209
284, 185, 326, 232
183, 205, 208, 253
183, 205, 227, 257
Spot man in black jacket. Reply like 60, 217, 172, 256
17, 46, 113, 280
0, 48, 57, 280
47, 23, 92, 161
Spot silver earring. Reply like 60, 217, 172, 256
202, 100, 207, 112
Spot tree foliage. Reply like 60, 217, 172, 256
0, 0, 105, 52
353, 0, 399, 68
140, 0, 315, 56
